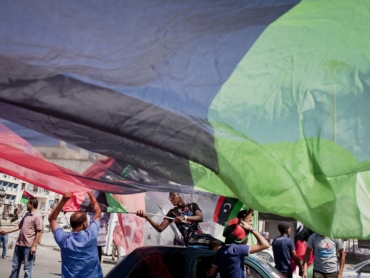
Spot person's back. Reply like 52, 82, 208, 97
272, 235, 295, 272
214, 243, 250, 278
272, 222, 301, 278
55, 219, 103, 278
49, 192, 103, 278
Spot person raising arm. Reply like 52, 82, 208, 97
48, 192, 103, 278
209, 209, 270, 278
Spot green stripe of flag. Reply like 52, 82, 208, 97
105, 193, 127, 213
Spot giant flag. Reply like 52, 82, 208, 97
0, 1, 370, 238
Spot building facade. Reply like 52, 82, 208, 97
0, 172, 59, 215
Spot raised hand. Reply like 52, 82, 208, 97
136, 210, 147, 219
240, 219, 253, 231
62, 192, 73, 201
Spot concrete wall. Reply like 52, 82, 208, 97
268, 220, 297, 243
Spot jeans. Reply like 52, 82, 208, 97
0, 234, 8, 258
9, 245, 34, 278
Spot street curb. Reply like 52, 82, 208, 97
40, 243, 59, 248
102, 259, 118, 265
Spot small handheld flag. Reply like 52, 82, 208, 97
20, 190, 35, 204
213, 196, 244, 225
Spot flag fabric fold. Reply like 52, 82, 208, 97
0, 1, 369, 238
63, 191, 126, 213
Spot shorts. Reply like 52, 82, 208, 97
313, 270, 337, 278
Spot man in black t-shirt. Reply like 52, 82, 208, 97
137, 192, 221, 248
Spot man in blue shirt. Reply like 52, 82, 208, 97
209, 209, 270, 278
48, 192, 103, 278
272, 222, 302, 278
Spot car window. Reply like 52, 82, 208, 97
256, 252, 274, 264
246, 265, 264, 278
195, 256, 214, 278
361, 264, 370, 273
128, 254, 187, 278
246, 257, 285, 278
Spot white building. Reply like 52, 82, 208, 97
0, 172, 59, 215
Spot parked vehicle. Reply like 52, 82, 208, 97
343, 260, 370, 278
255, 249, 274, 266
105, 245, 286, 278
255, 248, 300, 278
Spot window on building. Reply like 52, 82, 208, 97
52, 152, 58, 158
14, 184, 18, 193
4, 194, 9, 204
21, 183, 26, 190
33, 185, 39, 194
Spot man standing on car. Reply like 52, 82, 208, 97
48, 191, 103, 278
208, 208, 270, 278
302, 233, 344, 278
0, 198, 43, 278
272, 222, 303, 278
136, 192, 221, 249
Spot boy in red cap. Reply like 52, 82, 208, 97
209, 209, 270, 278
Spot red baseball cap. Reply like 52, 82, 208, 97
223, 218, 249, 244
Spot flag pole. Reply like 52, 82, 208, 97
126, 211, 175, 220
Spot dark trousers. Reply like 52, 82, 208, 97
280, 271, 293, 278
98, 246, 103, 262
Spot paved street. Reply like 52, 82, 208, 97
0, 230, 117, 278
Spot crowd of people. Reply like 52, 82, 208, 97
0, 191, 348, 278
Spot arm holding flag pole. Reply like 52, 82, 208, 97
127, 211, 175, 220
136, 210, 172, 233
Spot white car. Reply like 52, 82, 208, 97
343, 260, 370, 278
255, 248, 300, 278
256, 249, 275, 267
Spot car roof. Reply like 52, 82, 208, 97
132, 245, 216, 257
